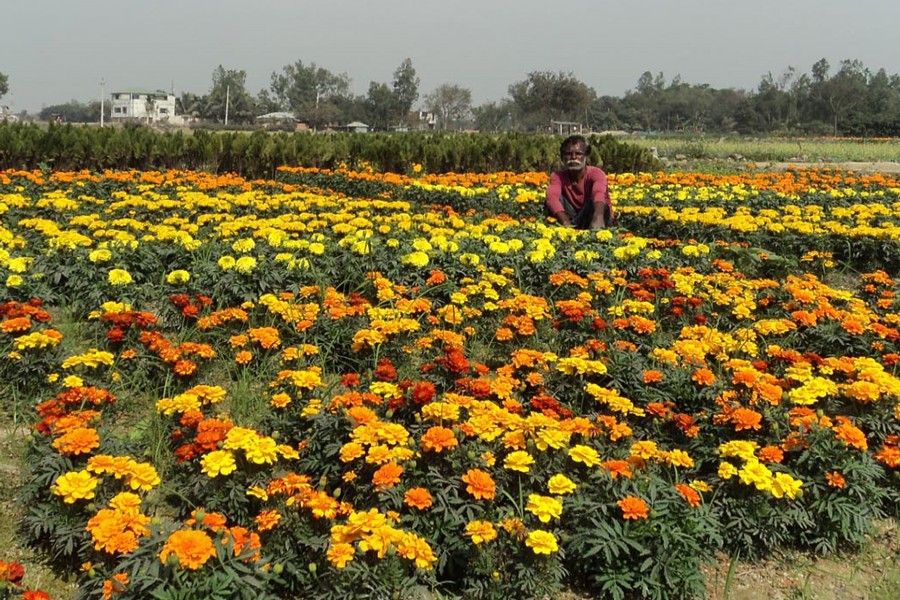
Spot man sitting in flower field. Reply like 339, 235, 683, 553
544, 134, 615, 229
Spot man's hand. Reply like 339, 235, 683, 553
553, 211, 573, 227
589, 202, 607, 229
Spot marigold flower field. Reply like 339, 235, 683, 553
3, 165, 900, 599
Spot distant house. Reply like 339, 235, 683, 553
0, 105, 17, 122
110, 89, 179, 124
343, 121, 369, 133
550, 120, 584, 135
417, 110, 438, 130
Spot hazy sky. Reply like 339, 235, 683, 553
3, 0, 899, 113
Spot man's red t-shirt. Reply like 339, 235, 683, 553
545, 165, 614, 221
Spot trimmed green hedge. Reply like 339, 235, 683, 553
0, 123, 660, 177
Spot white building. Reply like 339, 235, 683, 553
0, 105, 17, 122
110, 89, 178, 124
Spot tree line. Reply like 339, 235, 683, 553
3, 57, 899, 135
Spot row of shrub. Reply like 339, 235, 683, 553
0, 123, 660, 178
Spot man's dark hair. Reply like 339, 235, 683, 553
560, 134, 591, 157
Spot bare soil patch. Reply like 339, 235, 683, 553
760, 161, 900, 174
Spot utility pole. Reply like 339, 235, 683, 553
100, 78, 105, 127
225, 85, 230, 126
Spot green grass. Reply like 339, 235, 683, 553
628, 136, 900, 164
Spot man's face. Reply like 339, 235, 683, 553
561, 143, 587, 172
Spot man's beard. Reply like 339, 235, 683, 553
566, 159, 586, 170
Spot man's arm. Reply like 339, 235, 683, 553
545, 171, 573, 226
588, 169, 612, 229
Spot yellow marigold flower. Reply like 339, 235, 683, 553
88, 249, 112, 263
234, 256, 257, 274
402, 251, 430, 268
218, 255, 236, 270
6, 275, 23, 287
420, 401, 460, 423
62, 349, 115, 369
525, 494, 563, 523
107, 269, 132, 286
396, 532, 437, 570
568, 444, 600, 467
246, 486, 269, 501
690, 479, 713, 493
158, 529, 217, 570
770, 472, 804, 500
327, 542, 355, 569
54, 470, 99, 503
662, 449, 695, 468
719, 440, 759, 462
166, 270, 190, 285
503, 450, 535, 473
126, 461, 161, 491
109, 492, 143, 513
232, 238, 255, 253
738, 459, 773, 491
62, 375, 84, 388
464, 520, 498, 545
718, 462, 738, 480
245, 436, 279, 465
200, 450, 237, 477
525, 530, 558, 555
547, 473, 577, 495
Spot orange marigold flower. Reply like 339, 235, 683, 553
173, 359, 197, 376
643, 370, 664, 384
403, 487, 433, 510
254, 509, 282, 532
730, 407, 762, 432
691, 368, 716, 386
461, 468, 496, 501
234, 350, 253, 365
52, 427, 101, 456
617, 495, 650, 520
833, 417, 868, 451
101, 573, 129, 600
601, 460, 633, 479
420, 426, 458, 453
758, 446, 784, 464
874, 444, 900, 468
158, 529, 217, 570
495, 327, 514, 341
372, 461, 404, 490
675, 483, 702, 507
826, 471, 846, 489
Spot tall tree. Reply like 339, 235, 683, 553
365, 82, 396, 130
0, 72, 8, 100
508, 71, 595, 130
424, 83, 472, 130
472, 100, 515, 132
205, 66, 255, 124
392, 58, 420, 124
808, 59, 868, 134
266, 60, 351, 127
